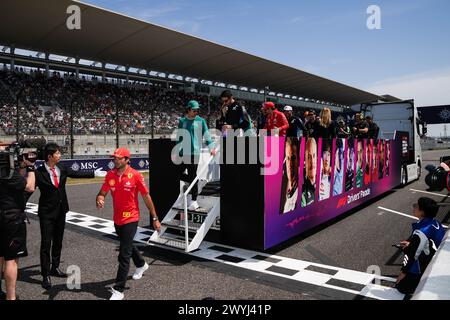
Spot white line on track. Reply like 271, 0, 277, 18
410, 189, 450, 198
378, 206, 449, 229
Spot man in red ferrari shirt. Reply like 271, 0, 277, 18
96, 147, 161, 300
262, 102, 289, 136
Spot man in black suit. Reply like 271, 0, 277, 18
35, 143, 94, 290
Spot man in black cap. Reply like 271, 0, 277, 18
217, 90, 252, 135
284, 106, 305, 138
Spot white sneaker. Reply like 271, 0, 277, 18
109, 287, 124, 300
132, 262, 149, 280
188, 200, 200, 211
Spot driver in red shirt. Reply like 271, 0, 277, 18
262, 102, 289, 136
96, 147, 160, 300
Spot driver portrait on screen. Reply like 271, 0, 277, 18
319, 139, 331, 201
356, 140, 364, 188
301, 138, 317, 207
333, 139, 345, 196
345, 140, 355, 192
364, 141, 372, 185
281, 137, 300, 213
379, 141, 384, 179
386, 141, 390, 176
372, 143, 378, 182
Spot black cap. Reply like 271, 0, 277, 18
418, 197, 439, 218
220, 90, 233, 99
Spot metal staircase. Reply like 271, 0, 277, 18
148, 150, 220, 252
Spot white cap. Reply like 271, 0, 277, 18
283, 105, 293, 111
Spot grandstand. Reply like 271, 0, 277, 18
0, 0, 391, 157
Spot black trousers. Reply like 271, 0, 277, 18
114, 222, 145, 293
39, 210, 66, 276
178, 155, 200, 201
395, 273, 421, 295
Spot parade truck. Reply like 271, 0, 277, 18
147, 99, 422, 252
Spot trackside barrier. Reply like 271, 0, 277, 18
412, 230, 450, 300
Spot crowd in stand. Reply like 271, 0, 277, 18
0, 68, 270, 136
0, 67, 379, 140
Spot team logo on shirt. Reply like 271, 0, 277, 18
109, 179, 116, 187
122, 212, 131, 218
128, 173, 133, 179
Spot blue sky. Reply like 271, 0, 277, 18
84, 0, 450, 135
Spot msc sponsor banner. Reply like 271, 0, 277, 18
263, 137, 401, 249
36, 157, 149, 174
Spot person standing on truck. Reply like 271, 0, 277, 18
263, 102, 289, 137
284, 106, 305, 138
352, 113, 369, 139
314, 108, 336, 140
304, 110, 318, 138
366, 116, 380, 139
217, 90, 252, 135
336, 118, 351, 139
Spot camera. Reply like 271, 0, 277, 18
0, 138, 45, 179
424, 156, 450, 192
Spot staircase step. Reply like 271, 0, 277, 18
199, 181, 220, 196
149, 232, 193, 250
162, 220, 201, 232
172, 207, 209, 215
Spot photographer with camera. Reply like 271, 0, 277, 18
424, 156, 450, 192
0, 141, 36, 300
35, 143, 95, 290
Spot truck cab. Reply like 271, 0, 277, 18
352, 99, 422, 185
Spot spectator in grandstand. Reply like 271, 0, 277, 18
336, 117, 351, 139
96, 147, 161, 300
352, 113, 369, 139
216, 90, 252, 135
284, 106, 305, 138
314, 108, 336, 140
396, 197, 446, 295
176, 100, 217, 210
301, 138, 317, 207
262, 102, 289, 137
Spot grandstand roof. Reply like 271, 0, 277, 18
0, 0, 383, 106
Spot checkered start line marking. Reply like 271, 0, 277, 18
25, 203, 405, 300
